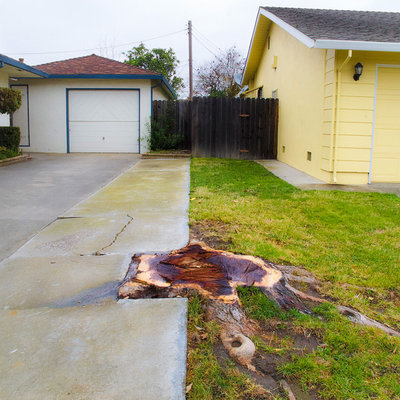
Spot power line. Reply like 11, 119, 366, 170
192, 33, 217, 57
192, 33, 223, 61
176, 61, 190, 71
192, 26, 222, 53
7, 29, 186, 56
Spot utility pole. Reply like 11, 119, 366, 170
188, 20, 193, 100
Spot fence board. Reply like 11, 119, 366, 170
152, 97, 278, 159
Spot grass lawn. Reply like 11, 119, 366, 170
188, 158, 400, 400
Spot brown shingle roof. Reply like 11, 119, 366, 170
262, 7, 400, 43
34, 54, 159, 75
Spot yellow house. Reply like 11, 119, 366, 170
242, 7, 400, 184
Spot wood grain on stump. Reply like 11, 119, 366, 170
119, 242, 399, 368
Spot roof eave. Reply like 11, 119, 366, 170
241, 8, 400, 85
260, 8, 315, 48
241, 8, 263, 85
0, 54, 48, 77
11, 71, 177, 98
159, 76, 177, 99
241, 8, 315, 85
315, 39, 400, 52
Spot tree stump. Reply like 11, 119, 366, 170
118, 243, 399, 367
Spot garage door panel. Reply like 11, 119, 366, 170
68, 90, 139, 153
69, 122, 139, 153
69, 90, 139, 122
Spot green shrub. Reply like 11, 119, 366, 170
148, 100, 184, 151
148, 117, 184, 151
0, 87, 22, 115
0, 127, 21, 152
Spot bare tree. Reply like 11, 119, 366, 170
195, 47, 244, 97
98, 37, 117, 59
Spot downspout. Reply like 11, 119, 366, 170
328, 53, 337, 173
0, 61, 4, 69
332, 50, 352, 183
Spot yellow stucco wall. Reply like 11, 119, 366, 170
245, 23, 400, 184
247, 24, 330, 182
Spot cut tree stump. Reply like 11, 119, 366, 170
118, 243, 400, 367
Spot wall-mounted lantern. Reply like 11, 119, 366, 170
353, 62, 363, 81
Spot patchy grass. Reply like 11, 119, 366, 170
282, 304, 400, 399
238, 289, 400, 399
186, 294, 274, 400
190, 158, 400, 326
189, 158, 400, 399
0, 146, 20, 160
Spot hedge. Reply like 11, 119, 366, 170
0, 127, 21, 152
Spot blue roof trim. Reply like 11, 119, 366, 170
160, 76, 177, 99
15, 71, 177, 98
0, 53, 48, 77
48, 74, 176, 97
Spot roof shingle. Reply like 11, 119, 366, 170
262, 7, 400, 43
34, 54, 159, 75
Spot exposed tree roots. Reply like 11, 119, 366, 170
118, 243, 400, 372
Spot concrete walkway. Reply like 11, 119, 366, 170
258, 160, 400, 196
0, 159, 189, 400
0, 153, 140, 262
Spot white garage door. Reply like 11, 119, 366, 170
68, 90, 139, 153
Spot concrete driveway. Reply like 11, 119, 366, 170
0, 153, 139, 261
0, 158, 189, 400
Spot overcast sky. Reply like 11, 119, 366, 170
2, 0, 400, 96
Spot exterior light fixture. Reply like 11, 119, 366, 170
353, 62, 363, 81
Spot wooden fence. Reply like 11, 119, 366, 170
152, 97, 279, 159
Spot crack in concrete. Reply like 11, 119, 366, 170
56, 216, 83, 219
39, 281, 121, 308
94, 214, 134, 255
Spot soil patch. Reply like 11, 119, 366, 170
190, 220, 233, 250
211, 318, 321, 399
